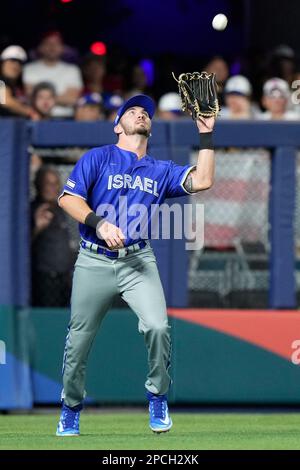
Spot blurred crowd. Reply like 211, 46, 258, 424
1, 31, 300, 123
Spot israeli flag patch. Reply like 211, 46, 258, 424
66, 179, 76, 189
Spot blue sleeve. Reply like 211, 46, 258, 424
59, 149, 101, 201
165, 161, 196, 198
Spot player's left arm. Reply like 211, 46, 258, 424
184, 116, 215, 193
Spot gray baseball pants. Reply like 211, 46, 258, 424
61, 244, 171, 407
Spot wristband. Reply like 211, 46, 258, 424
84, 211, 103, 229
200, 132, 214, 150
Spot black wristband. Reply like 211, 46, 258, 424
200, 132, 214, 150
84, 211, 103, 230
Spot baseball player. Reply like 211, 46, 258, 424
56, 94, 215, 436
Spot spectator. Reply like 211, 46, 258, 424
74, 93, 105, 121
0, 45, 38, 118
31, 82, 56, 120
23, 31, 83, 118
125, 63, 150, 98
105, 94, 124, 122
221, 75, 256, 119
31, 166, 74, 307
205, 56, 229, 106
81, 54, 112, 109
268, 45, 297, 88
102, 45, 128, 94
157, 92, 184, 120
260, 78, 298, 120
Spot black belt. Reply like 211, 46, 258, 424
80, 239, 147, 258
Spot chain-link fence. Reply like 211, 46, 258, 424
188, 148, 271, 308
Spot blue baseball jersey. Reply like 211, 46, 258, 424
59, 144, 195, 247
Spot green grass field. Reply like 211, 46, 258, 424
1, 412, 300, 450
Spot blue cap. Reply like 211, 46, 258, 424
77, 93, 102, 107
106, 94, 124, 111
114, 94, 155, 125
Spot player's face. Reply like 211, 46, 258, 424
119, 106, 151, 137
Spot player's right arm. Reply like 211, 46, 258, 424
59, 194, 125, 249
58, 194, 93, 224
59, 150, 125, 249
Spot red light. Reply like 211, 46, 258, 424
90, 42, 107, 56
61, 0, 73, 3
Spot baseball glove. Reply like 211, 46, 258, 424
172, 71, 220, 119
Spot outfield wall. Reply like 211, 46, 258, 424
1, 307, 300, 409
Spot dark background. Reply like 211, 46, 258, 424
0, 0, 299, 62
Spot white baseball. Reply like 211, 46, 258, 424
212, 14, 228, 31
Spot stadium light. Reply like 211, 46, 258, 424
90, 42, 107, 56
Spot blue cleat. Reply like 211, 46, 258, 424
56, 402, 82, 436
146, 391, 173, 433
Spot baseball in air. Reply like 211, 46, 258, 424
212, 14, 228, 31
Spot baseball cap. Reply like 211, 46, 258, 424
76, 93, 103, 107
263, 77, 290, 99
114, 94, 155, 125
106, 94, 124, 111
1, 45, 27, 62
272, 44, 295, 60
225, 75, 252, 97
158, 92, 182, 113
